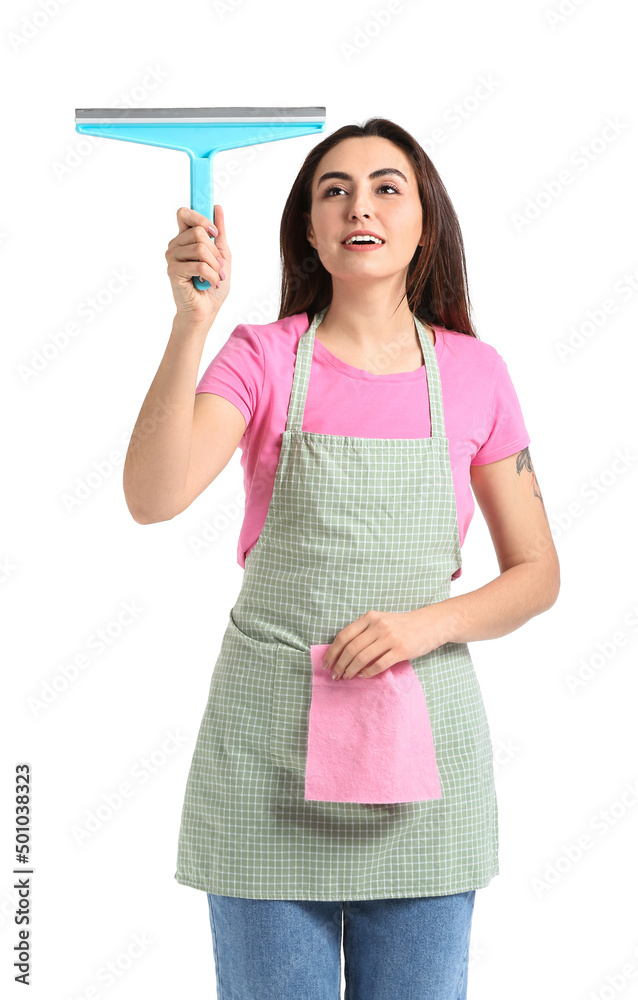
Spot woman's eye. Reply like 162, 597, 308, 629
324, 183, 400, 196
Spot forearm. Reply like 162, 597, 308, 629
123, 312, 215, 522
424, 559, 560, 646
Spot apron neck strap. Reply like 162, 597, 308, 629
286, 306, 446, 438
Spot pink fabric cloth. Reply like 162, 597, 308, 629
305, 644, 442, 804
195, 312, 531, 580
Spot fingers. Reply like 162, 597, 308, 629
166, 239, 224, 284
168, 223, 221, 253
170, 258, 222, 286
169, 231, 222, 268
167, 207, 230, 303
176, 206, 217, 236
212, 203, 224, 237
326, 634, 389, 680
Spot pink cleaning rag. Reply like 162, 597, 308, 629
305, 643, 443, 804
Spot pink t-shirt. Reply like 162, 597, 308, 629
195, 312, 531, 580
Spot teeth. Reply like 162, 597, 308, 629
344, 235, 383, 244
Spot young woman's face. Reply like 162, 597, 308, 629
305, 136, 425, 283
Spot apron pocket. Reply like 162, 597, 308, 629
269, 641, 312, 777
305, 643, 443, 804
214, 610, 280, 761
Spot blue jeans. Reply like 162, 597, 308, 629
206, 890, 475, 999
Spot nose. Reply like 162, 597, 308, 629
349, 192, 372, 221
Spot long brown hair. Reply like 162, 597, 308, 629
278, 116, 478, 339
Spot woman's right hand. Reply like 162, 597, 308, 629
165, 205, 231, 325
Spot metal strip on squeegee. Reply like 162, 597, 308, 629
75, 107, 326, 123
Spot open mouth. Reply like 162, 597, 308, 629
341, 238, 386, 252
341, 237, 385, 246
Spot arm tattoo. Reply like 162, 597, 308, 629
516, 447, 544, 503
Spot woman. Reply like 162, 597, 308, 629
123, 117, 560, 999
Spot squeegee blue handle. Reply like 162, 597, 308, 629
191, 156, 214, 290
74, 113, 327, 295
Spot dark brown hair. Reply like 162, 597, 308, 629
278, 116, 478, 339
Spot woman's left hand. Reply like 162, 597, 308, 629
322, 607, 444, 680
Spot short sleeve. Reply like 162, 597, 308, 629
471, 353, 531, 465
195, 323, 264, 433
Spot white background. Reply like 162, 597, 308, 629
2, 0, 637, 997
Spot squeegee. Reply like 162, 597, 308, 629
75, 106, 327, 289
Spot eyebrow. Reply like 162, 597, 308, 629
316, 167, 408, 187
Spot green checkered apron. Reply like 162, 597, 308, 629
175, 306, 499, 900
